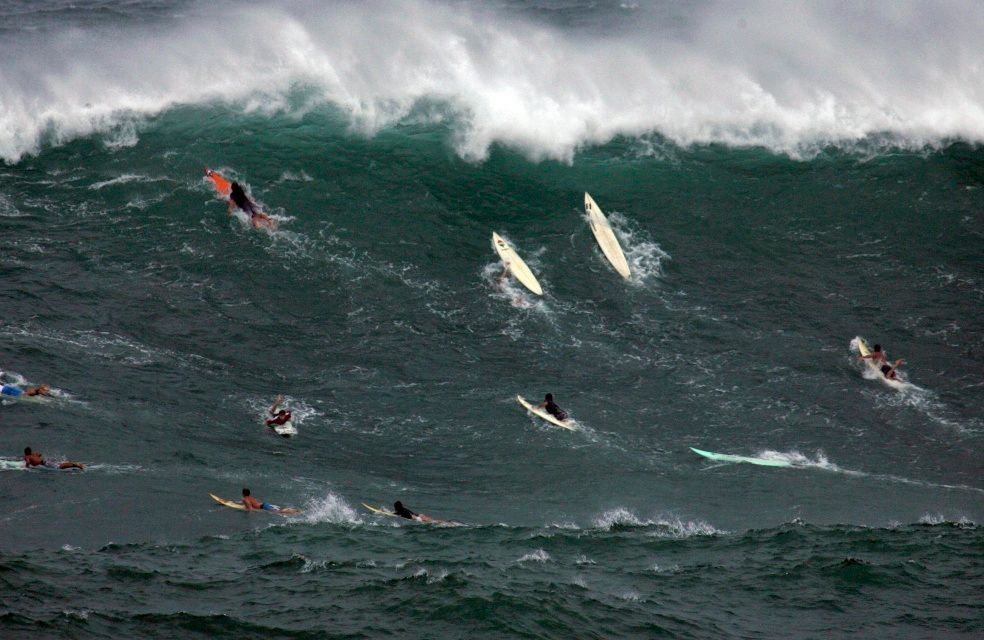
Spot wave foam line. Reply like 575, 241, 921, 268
2, 0, 984, 163
755, 450, 984, 495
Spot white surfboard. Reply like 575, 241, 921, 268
516, 395, 575, 431
271, 420, 297, 438
584, 192, 630, 280
492, 232, 543, 295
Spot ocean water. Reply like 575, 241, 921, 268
1, 1, 982, 638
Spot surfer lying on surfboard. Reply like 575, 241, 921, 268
858, 342, 904, 380
537, 393, 568, 422
394, 501, 442, 524
22, 447, 83, 470
204, 168, 277, 230
265, 394, 292, 429
1, 383, 50, 398
242, 488, 301, 515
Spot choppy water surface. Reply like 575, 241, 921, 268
1, 1, 982, 638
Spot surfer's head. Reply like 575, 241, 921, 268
24, 447, 31, 456
394, 501, 403, 510
873, 344, 882, 352
545, 393, 554, 402
880, 365, 891, 375
242, 488, 251, 497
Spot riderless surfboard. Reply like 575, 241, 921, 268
584, 192, 631, 280
492, 232, 543, 295
516, 395, 575, 430
689, 447, 792, 467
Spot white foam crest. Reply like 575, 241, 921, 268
516, 549, 551, 564
918, 513, 976, 527
481, 261, 550, 313
299, 491, 362, 525
592, 508, 723, 537
605, 211, 670, 284
88, 174, 161, 190
2, 0, 983, 163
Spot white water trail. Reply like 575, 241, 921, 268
2, 1, 983, 163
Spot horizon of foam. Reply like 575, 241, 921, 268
2, 1, 983, 164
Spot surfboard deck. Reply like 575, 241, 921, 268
584, 193, 631, 280
210, 493, 246, 510
271, 420, 297, 438
362, 503, 399, 517
690, 447, 792, 467
516, 395, 575, 430
492, 232, 543, 296
205, 169, 231, 197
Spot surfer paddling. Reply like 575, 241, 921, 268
1, 383, 50, 398
204, 169, 277, 230
537, 393, 568, 422
22, 447, 83, 470
241, 488, 300, 515
393, 501, 442, 524
880, 359, 905, 381
859, 343, 888, 366
265, 395, 292, 429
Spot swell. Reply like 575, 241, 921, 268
2, 0, 984, 163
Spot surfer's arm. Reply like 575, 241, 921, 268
227, 200, 235, 215
268, 395, 283, 416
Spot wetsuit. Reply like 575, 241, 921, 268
230, 185, 259, 216
394, 503, 417, 520
544, 400, 568, 421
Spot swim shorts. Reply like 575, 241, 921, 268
0, 385, 23, 397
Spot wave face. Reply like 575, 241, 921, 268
2, 0, 984, 163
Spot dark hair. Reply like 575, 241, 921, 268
545, 393, 554, 402
242, 488, 250, 496
873, 344, 881, 351
880, 365, 891, 375
24, 447, 31, 455
394, 501, 403, 510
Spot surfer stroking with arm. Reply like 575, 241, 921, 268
241, 488, 265, 511
860, 343, 888, 366
23, 447, 83, 470
880, 359, 905, 380
265, 395, 292, 428
1, 383, 50, 398
393, 501, 437, 523
242, 488, 301, 515
228, 182, 277, 230
538, 393, 568, 422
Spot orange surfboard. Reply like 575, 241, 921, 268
204, 168, 231, 197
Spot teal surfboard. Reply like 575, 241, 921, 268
690, 447, 792, 467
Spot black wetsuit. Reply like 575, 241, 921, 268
394, 504, 417, 520
230, 185, 258, 215
544, 400, 568, 421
